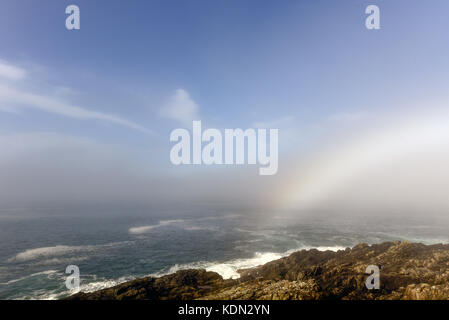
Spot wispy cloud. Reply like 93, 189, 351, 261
0, 85, 152, 134
0, 60, 26, 80
0, 60, 152, 134
160, 88, 199, 126
0, 104, 20, 114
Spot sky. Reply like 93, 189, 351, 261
1, 0, 449, 218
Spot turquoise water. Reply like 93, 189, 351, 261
1, 207, 448, 299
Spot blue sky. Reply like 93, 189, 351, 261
2, 1, 449, 213
2, 0, 449, 140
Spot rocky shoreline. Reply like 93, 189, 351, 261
67, 241, 449, 300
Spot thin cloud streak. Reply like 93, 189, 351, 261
0, 61, 26, 80
0, 59, 152, 134
0, 85, 152, 134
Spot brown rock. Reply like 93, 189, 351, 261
66, 242, 449, 300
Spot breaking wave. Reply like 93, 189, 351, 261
128, 220, 185, 234
128, 214, 240, 234
150, 245, 346, 280
7, 241, 132, 262
0, 270, 59, 286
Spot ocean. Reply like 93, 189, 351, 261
1, 207, 448, 300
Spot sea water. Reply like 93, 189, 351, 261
1, 206, 448, 300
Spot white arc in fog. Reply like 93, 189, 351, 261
283, 110, 449, 211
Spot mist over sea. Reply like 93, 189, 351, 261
1, 206, 448, 300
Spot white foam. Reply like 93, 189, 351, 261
17, 290, 62, 300
8, 273, 136, 300
205, 252, 284, 279
8, 241, 131, 262
308, 246, 347, 252
75, 275, 135, 294
31, 256, 90, 266
151, 245, 347, 280
129, 219, 184, 234
128, 225, 157, 234
8, 245, 85, 262
0, 270, 59, 285
128, 215, 242, 234
13, 245, 347, 299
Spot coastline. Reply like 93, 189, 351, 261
67, 241, 449, 300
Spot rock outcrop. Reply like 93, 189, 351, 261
69, 269, 226, 300
67, 241, 449, 300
